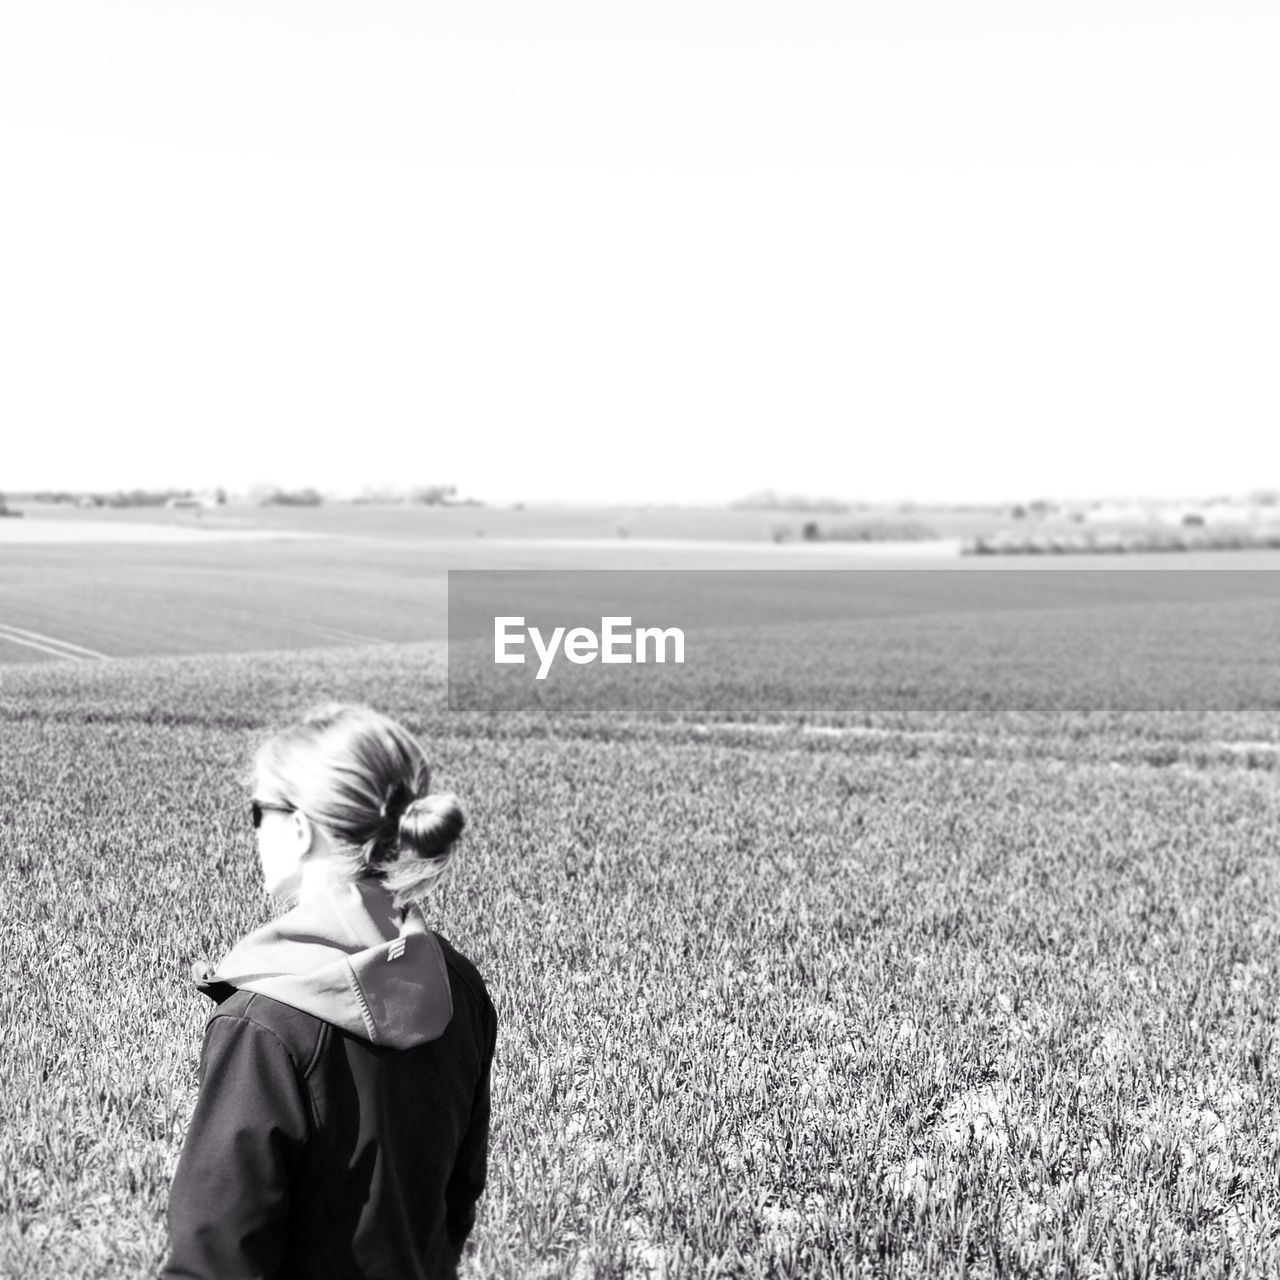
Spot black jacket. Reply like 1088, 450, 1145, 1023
162, 882, 497, 1280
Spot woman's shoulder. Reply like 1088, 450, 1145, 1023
432, 932, 496, 1016
203, 988, 327, 1073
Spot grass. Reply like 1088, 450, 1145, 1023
2, 632, 1280, 1277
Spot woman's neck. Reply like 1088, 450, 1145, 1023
296, 856, 356, 902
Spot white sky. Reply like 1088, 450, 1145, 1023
2, 2, 1277, 505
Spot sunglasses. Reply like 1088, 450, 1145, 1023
251, 799, 296, 829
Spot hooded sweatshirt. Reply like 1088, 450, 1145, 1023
162, 877, 497, 1280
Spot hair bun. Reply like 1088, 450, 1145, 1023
400, 792, 466, 861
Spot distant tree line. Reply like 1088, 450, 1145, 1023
777, 518, 940, 543
967, 528, 1280, 555
350, 484, 482, 507
258, 487, 324, 507
23, 488, 206, 508
11, 485, 483, 508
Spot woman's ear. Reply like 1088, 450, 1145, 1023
292, 810, 315, 857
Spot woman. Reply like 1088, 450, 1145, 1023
162, 704, 497, 1280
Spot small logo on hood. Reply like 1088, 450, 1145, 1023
387, 939, 407, 962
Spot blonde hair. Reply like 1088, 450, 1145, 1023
252, 703, 465, 911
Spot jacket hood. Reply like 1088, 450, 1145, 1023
195, 878, 453, 1049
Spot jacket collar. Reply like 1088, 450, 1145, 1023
195, 878, 453, 1049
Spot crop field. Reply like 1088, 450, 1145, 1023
0, 511, 969, 664
3, 568, 1280, 1277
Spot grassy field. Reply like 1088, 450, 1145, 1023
3, 563, 1280, 1277
0, 510, 966, 664
3, 511, 1279, 668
